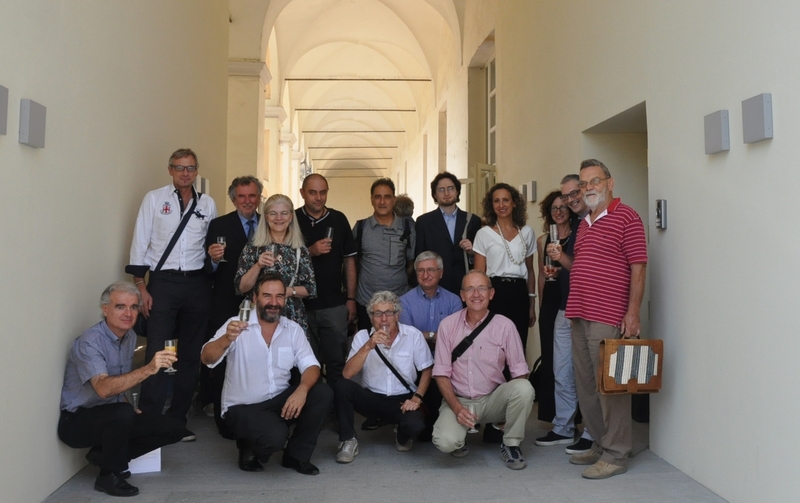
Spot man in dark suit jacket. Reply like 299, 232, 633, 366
203, 175, 263, 438
414, 172, 482, 295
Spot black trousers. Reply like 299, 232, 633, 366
307, 305, 349, 389
58, 403, 188, 472
139, 272, 211, 419
356, 302, 372, 332
334, 378, 425, 444
489, 276, 530, 350
226, 382, 333, 463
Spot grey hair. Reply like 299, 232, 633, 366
100, 281, 142, 308
367, 291, 402, 316
560, 174, 579, 185
227, 176, 264, 202
579, 159, 611, 178
394, 194, 414, 218
168, 148, 199, 169
414, 250, 443, 270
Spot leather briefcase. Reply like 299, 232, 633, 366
598, 338, 663, 395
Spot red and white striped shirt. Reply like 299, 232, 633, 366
566, 198, 647, 327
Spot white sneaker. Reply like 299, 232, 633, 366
203, 403, 214, 418
336, 438, 359, 463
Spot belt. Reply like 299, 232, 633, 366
493, 276, 525, 283
153, 269, 204, 277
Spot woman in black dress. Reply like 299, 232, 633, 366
535, 190, 574, 422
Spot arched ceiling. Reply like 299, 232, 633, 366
264, 0, 461, 181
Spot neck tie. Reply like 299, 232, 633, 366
246, 220, 255, 240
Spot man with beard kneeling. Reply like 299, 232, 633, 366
201, 273, 332, 475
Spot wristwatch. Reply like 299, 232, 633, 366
291, 287, 297, 297
427, 331, 435, 340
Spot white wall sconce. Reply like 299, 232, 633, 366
0, 85, 8, 135
19, 98, 46, 148
742, 93, 773, 144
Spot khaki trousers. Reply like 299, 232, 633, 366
571, 318, 631, 466
432, 379, 533, 453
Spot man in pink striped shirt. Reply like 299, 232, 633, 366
565, 159, 648, 479
432, 271, 534, 470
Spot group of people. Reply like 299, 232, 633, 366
58, 149, 648, 497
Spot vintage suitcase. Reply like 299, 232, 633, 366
598, 338, 663, 395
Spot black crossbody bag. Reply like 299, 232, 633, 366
372, 341, 428, 416
451, 312, 495, 362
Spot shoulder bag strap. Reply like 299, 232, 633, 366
154, 196, 198, 272
451, 312, 495, 363
373, 344, 414, 393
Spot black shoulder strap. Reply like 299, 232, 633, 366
451, 312, 495, 363
154, 196, 198, 272
374, 345, 413, 393
400, 217, 411, 245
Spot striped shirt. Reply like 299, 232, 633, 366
565, 198, 647, 327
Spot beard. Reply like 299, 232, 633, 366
257, 303, 283, 323
583, 188, 608, 211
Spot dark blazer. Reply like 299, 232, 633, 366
414, 207, 482, 295
204, 211, 256, 333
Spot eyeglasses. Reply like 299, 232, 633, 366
436, 186, 457, 193
170, 165, 198, 172
370, 310, 398, 318
578, 177, 609, 189
559, 189, 581, 201
416, 267, 442, 275
461, 286, 490, 294
267, 211, 291, 218
550, 206, 568, 214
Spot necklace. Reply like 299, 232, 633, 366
495, 224, 527, 265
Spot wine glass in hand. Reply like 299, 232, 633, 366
164, 339, 177, 374
467, 404, 479, 433
217, 236, 227, 262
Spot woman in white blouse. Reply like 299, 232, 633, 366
473, 183, 536, 349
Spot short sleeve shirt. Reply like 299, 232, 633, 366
566, 198, 648, 326
347, 323, 433, 396
473, 225, 536, 278
203, 313, 320, 417
60, 321, 136, 413
296, 207, 357, 310
355, 215, 416, 305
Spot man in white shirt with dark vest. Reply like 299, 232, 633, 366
201, 273, 333, 475
127, 148, 216, 438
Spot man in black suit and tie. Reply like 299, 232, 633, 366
414, 172, 482, 296
203, 175, 263, 437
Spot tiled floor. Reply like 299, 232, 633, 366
43, 405, 727, 503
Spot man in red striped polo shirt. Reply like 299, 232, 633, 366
565, 159, 648, 479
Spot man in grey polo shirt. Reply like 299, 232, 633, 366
353, 178, 416, 331
58, 281, 190, 497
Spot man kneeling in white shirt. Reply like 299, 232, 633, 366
201, 273, 332, 475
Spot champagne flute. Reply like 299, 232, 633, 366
325, 227, 334, 240
217, 236, 227, 262
467, 403, 479, 433
239, 299, 252, 322
545, 224, 559, 281
263, 243, 275, 269
164, 339, 177, 374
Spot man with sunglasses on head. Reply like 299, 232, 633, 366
550, 159, 647, 479
536, 174, 594, 456
414, 172, 482, 296
127, 148, 217, 441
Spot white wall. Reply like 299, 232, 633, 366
0, 2, 229, 502
490, 1, 800, 501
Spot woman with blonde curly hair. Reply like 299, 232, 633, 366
235, 194, 316, 334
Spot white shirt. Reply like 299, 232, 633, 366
473, 225, 535, 278
203, 312, 319, 417
130, 184, 217, 272
348, 323, 434, 396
